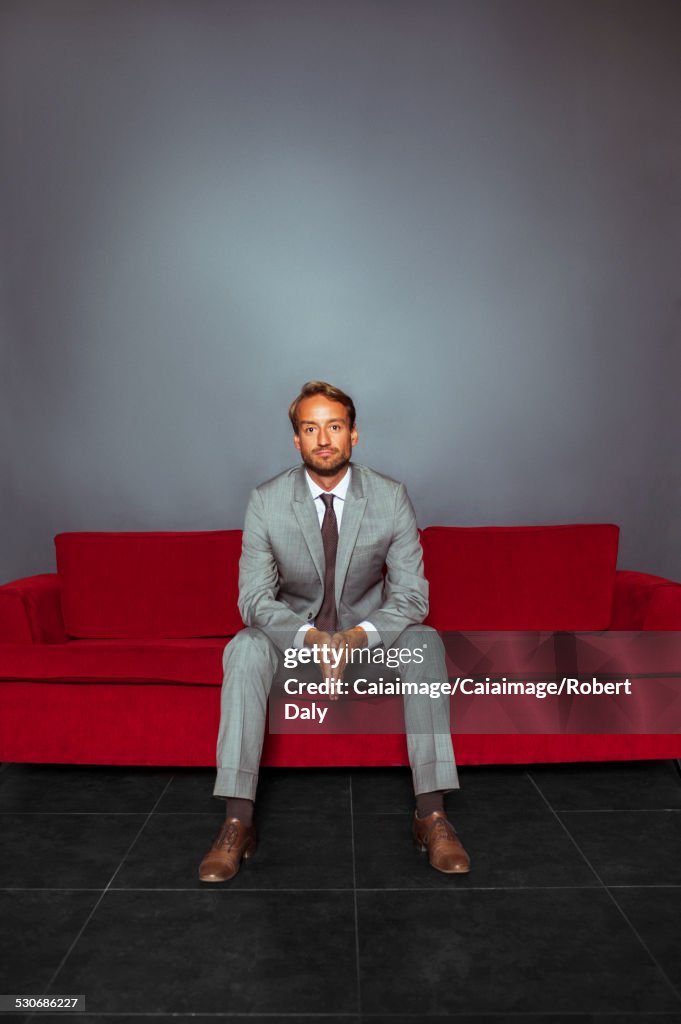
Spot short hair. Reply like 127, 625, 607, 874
288, 380, 356, 432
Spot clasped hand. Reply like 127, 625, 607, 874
304, 626, 368, 701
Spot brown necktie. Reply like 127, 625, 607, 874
315, 493, 338, 633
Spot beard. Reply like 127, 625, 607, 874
302, 450, 352, 477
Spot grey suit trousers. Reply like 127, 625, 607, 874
214, 624, 460, 800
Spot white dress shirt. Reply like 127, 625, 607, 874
292, 466, 381, 649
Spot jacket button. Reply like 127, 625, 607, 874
307, 612, 313, 620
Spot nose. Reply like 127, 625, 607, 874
318, 427, 331, 447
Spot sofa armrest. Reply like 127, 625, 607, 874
610, 570, 681, 630
643, 579, 681, 629
0, 574, 68, 643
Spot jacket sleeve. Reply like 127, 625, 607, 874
237, 488, 306, 653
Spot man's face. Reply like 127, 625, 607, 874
293, 395, 358, 478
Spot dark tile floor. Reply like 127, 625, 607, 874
1, 758, 681, 1023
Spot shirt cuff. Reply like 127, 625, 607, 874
294, 621, 381, 648
356, 621, 381, 648
293, 624, 311, 649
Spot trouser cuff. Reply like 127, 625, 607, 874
213, 768, 259, 801
412, 760, 460, 796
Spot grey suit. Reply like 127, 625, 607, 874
214, 462, 459, 800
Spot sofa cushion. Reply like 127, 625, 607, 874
421, 524, 619, 630
55, 532, 243, 638
0, 588, 33, 643
0, 638, 226, 684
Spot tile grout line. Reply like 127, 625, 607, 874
9, 1011, 681, 1018
12, 883, 681, 892
554, 808, 681, 815
526, 769, 681, 1009
3, 806, 681, 815
358, 1015, 681, 1020
348, 774, 362, 1018
33, 774, 178, 1011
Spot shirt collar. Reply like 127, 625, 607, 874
305, 465, 352, 504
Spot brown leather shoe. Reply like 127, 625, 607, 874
413, 810, 471, 874
198, 817, 257, 882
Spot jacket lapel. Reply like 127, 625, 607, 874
334, 467, 367, 606
292, 467, 325, 584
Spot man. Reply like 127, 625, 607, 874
199, 381, 470, 881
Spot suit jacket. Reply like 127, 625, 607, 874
237, 462, 428, 652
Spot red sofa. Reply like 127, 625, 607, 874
1, 525, 680, 768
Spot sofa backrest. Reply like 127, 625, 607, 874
55, 523, 621, 638
55, 531, 243, 638
421, 524, 619, 630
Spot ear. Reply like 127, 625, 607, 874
293, 433, 301, 452
351, 425, 359, 448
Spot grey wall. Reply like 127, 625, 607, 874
1, 0, 680, 583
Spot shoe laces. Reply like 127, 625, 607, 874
215, 821, 240, 850
430, 816, 458, 843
